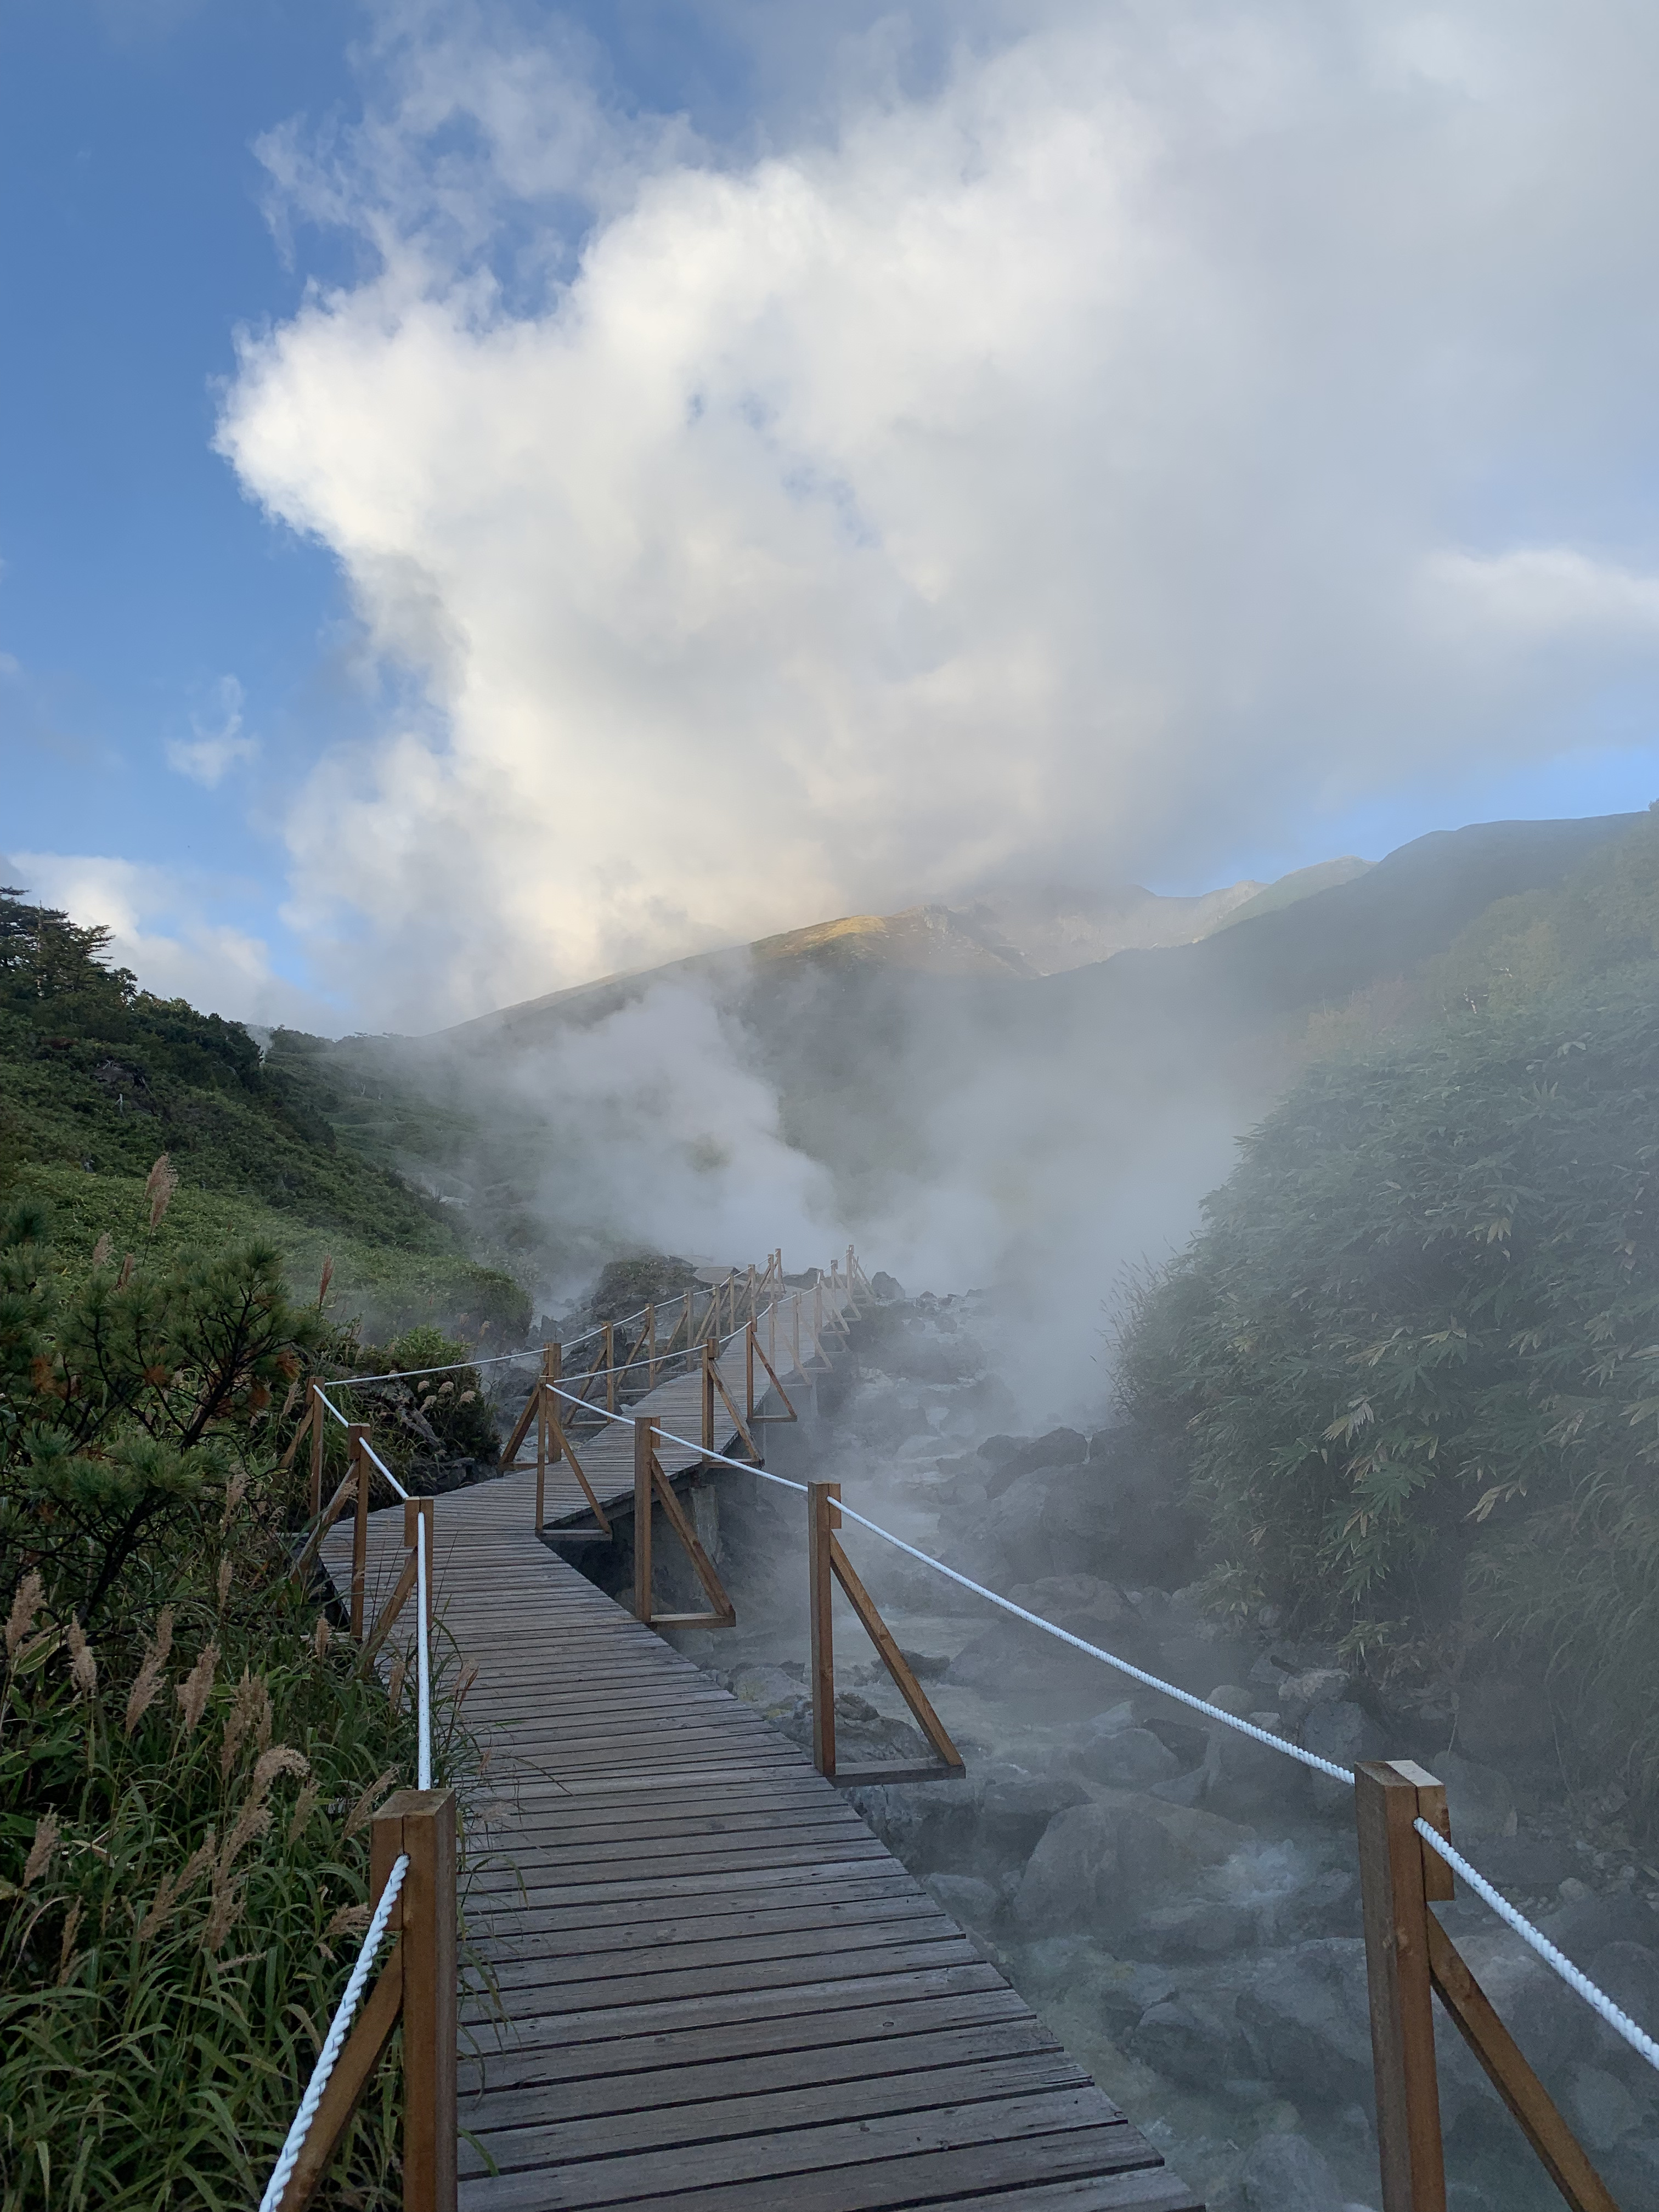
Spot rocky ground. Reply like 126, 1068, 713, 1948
656, 1287, 1659, 2212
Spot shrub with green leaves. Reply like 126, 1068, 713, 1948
1118, 968, 1659, 1797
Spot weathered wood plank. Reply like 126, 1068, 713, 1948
326, 1353, 1200, 2212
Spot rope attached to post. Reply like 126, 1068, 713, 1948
257, 1853, 410, 2212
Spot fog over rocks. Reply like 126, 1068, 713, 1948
636, 1278, 1659, 2211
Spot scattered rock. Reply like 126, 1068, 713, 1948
1097, 1961, 1177, 2044
1302, 1702, 1386, 1810
923, 1872, 1001, 1928
1131, 1899, 1254, 1960
1566, 2063, 1642, 2152
975, 1764, 1090, 1864
1436, 1752, 1515, 1839
947, 1476, 1117, 1590
1132, 1994, 1255, 2087
977, 1434, 1025, 1468
944, 1577, 1135, 1694
984, 1426, 1088, 1494
1071, 1724, 1182, 1790
730, 1665, 805, 1717
1543, 1895, 1659, 1974
1238, 1938, 1374, 2103
1588, 1942, 1659, 2062
1465, 1829, 1574, 1890
1278, 1668, 1351, 1728
871, 1270, 904, 1300
1239, 2130, 1347, 2212
1013, 1801, 1131, 1931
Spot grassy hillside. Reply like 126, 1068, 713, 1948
0, 891, 527, 1342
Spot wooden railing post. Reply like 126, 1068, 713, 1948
634, 1413, 654, 1622
645, 1303, 656, 1387
746, 1319, 757, 1423
1355, 1760, 1618, 2212
1356, 1761, 1448, 2212
808, 1480, 840, 1778
792, 1291, 802, 1375
373, 1788, 457, 2212
348, 1423, 370, 1639
535, 1348, 549, 1533
603, 1321, 616, 1414
309, 1381, 326, 1517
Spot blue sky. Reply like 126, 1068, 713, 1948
6, 1, 1659, 1031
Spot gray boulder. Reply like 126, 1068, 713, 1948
944, 1576, 1135, 1695
1097, 1960, 1177, 2044
947, 1473, 1111, 1588
1240, 2131, 1348, 2212
1013, 1801, 1130, 1931
923, 1872, 1001, 1929
986, 1426, 1089, 1491
1130, 1899, 1254, 1960
1132, 1994, 1255, 2087
1238, 1938, 1374, 2102
974, 1764, 1089, 1864
1303, 1700, 1387, 1809
1436, 1751, 1514, 1838
1279, 1668, 1352, 1728
1566, 2062, 1643, 2153
1203, 1707, 1304, 1814
1073, 1724, 1182, 1791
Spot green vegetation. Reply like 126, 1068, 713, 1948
0, 1200, 428, 2209
1119, 806, 1659, 1803
0, 893, 527, 1345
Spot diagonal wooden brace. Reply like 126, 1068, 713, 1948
633, 1415, 735, 1629
808, 1481, 963, 1786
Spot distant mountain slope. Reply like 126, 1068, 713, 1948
1058, 814, 1640, 1034
273, 810, 1643, 1289
1205, 856, 1372, 934
439, 854, 1378, 1048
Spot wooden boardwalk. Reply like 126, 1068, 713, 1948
324, 1342, 1203, 2210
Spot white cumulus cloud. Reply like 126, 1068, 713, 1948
217, 1, 1659, 1029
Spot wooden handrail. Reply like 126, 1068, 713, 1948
275, 1788, 457, 2212
1355, 1760, 1617, 2212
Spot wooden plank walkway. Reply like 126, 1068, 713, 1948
525, 1301, 831, 1532
323, 1326, 1204, 2210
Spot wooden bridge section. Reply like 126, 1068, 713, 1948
324, 1290, 1203, 2211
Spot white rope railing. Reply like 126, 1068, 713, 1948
553, 1397, 1657, 2075
416, 1508, 432, 1792
257, 1850, 410, 2212
325, 1274, 753, 1390
1414, 1819, 1659, 2074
